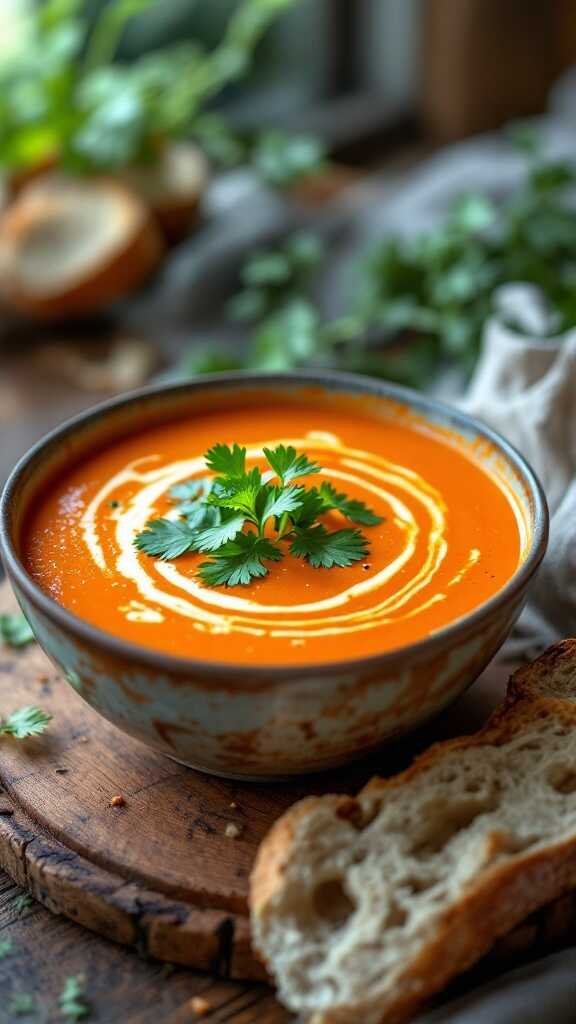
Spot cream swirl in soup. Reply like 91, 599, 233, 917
25, 394, 525, 665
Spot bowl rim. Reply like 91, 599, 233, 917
0, 369, 549, 681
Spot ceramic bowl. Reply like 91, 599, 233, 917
0, 372, 548, 779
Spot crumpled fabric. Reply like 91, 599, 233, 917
419, 948, 576, 1023
461, 283, 576, 656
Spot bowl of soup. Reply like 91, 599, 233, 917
0, 371, 548, 779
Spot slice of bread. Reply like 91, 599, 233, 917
251, 640, 576, 1024
0, 174, 163, 319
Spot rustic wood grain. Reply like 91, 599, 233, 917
0, 868, 288, 1023
0, 578, 513, 981
3, 578, 576, 1022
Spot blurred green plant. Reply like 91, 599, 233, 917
353, 127, 576, 382
191, 114, 326, 188
183, 128, 576, 388
0, 0, 304, 173
183, 232, 327, 375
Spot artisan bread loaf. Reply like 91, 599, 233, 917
251, 640, 576, 1024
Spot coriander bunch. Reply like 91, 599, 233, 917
135, 443, 383, 587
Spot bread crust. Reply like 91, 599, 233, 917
0, 178, 164, 319
250, 639, 576, 1024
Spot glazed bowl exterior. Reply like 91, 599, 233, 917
0, 371, 548, 779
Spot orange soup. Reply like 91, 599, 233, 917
24, 396, 524, 665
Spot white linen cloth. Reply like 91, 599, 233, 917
462, 283, 576, 654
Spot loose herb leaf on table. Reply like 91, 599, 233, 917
0, 706, 52, 739
59, 975, 90, 1022
0, 614, 35, 648
134, 444, 384, 587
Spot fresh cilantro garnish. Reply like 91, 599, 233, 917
134, 519, 198, 560
207, 467, 263, 520
0, 614, 35, 648
259, 484, 305, 522
198, 534, 282, 587
192, 514, 247, 553
134, 443, 383, 587
262, 445, 320, 485
0, 938, 13, 960
169, 478, 211, 503
289, 486, 328, 527
59, 975, 90, 1022
205, 442, 247, 477
318, 482, 384, 525
0, 707, 52, 739
290, 526, 369, 568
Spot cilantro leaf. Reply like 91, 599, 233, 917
0, 706, 52, 739
182, 504, 221, 530
263, 444, 321, 484
135, 441, 382, 588
170, 477, 214, 523
207, 467, 262, 519
0, 614, 35, 648
205, 443, 246, 478
59, 975, 90, 1022
134, 519, 197, 559
290, 526, 369, 568
260, 484, 304, 523
319, 482, 384, 526
289, 486, 326, 527
0, 938, 13, 960
191, 513, 246, 553
169, 478, 211, 502
198, 534, 282, 587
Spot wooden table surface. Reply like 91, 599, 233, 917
0, 869, 286, 1023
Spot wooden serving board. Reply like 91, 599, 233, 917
2, 579, 575, 990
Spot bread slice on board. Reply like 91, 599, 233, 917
250, 640, 576, 1024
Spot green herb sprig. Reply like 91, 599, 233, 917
134, 443, 383, 587
0, 614, 35, 648
59, 975, 90, 1022
0, 706, 52, 739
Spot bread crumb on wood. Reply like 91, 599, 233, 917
225, 822, 242, 839
109, 794, 126, 808
189, 995, 211, 1016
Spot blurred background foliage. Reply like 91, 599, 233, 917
3, 0, 576, 481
